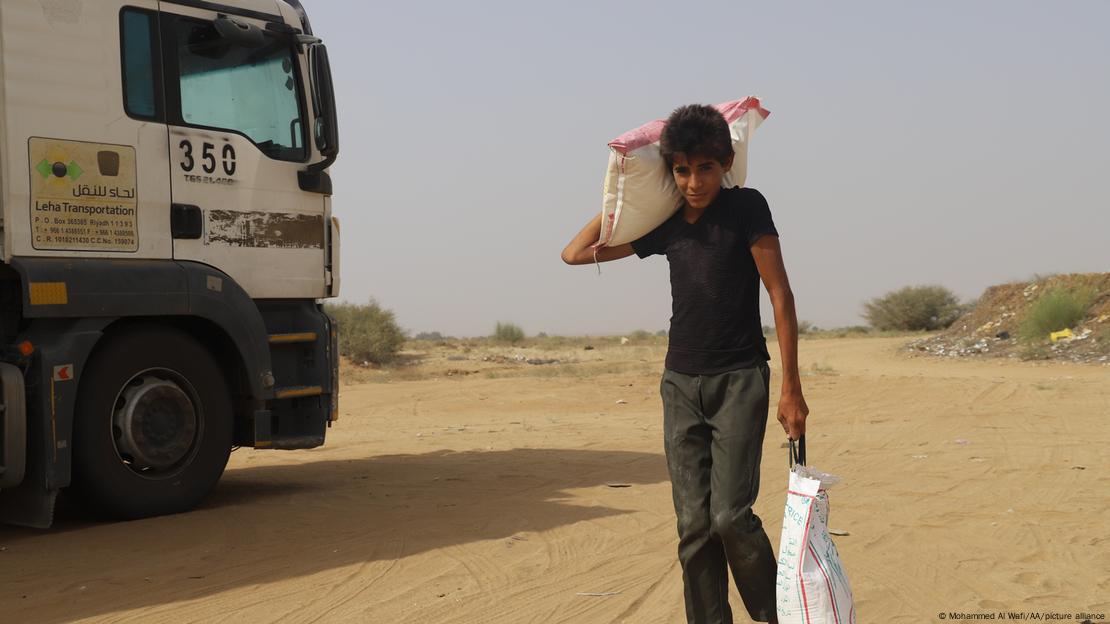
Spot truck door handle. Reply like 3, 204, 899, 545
171, 204, 203, 239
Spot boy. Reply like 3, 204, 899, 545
561, 104, 808, 624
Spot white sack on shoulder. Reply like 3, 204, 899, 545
596, 97, 769, 248
776, 465, 856, 624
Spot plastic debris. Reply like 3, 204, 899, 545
1049, 328, 1073, 342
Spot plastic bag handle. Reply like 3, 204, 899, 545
789, 435, 806, 468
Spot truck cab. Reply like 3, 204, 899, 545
0, 0, 342, 527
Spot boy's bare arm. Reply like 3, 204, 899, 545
750, 234, 809, 440
561, 213, 635, 265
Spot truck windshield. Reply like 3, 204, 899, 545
175, 19, 306, 161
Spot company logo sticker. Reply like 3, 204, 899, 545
28, 138, 139, 252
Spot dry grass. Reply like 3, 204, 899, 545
340, 337, 666, 386
804, 362, 839, 376
769, 328, 922, 341
340, 331, 918, 387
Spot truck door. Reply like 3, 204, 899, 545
159, 5, 327, 298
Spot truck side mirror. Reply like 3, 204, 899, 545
309, 43, 339, 161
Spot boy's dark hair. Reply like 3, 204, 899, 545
659, 104, 734, 168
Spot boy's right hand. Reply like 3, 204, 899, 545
777, 390, 809, 440
561, 213, 635, 265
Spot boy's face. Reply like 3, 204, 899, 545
671, 153, 733, 210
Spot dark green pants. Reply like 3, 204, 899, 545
661, 365, 778, 624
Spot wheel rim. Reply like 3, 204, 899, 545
111, 368, 203, 478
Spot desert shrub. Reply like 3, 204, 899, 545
325, 300, 406, 364
493, 322, 525, 343
863, 285, 966, 331
655, 329, 668, 337
629, 329, 652, 340
1018, 287, 1096, 342
797, 320, 816, 335
413, 331, 445, 341
813, 325, 870, 337
839, 325, 871, 334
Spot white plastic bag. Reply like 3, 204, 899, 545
776, 442, 856, 623
596, 97, 769, 248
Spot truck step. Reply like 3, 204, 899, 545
268, 332, 318, 345
273, 385, 323, 400
273, 384, 324, 397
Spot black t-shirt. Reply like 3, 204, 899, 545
631, 187, 778, 375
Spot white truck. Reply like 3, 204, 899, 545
0, 0, 341, 527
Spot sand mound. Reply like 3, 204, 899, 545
908, 273, 1110, 364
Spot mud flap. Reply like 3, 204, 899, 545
0, 320, 106, 527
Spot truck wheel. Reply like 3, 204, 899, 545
70, 326, 233, 520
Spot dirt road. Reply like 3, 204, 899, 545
1, 337, 1107, 623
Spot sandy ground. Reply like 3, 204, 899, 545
1, 336, 1108, 623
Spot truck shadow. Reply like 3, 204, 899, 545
0, 447, 669, 622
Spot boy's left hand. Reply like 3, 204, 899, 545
777, 390, 809, 440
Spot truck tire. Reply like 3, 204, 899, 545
69, 325, 233, 520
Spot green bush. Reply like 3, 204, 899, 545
1018, 287, 1095, 342
863, 285, 966, 331
325, 300, 406, 364
493, 322, 525, 343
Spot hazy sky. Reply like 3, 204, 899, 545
307, 1, 1110, 337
